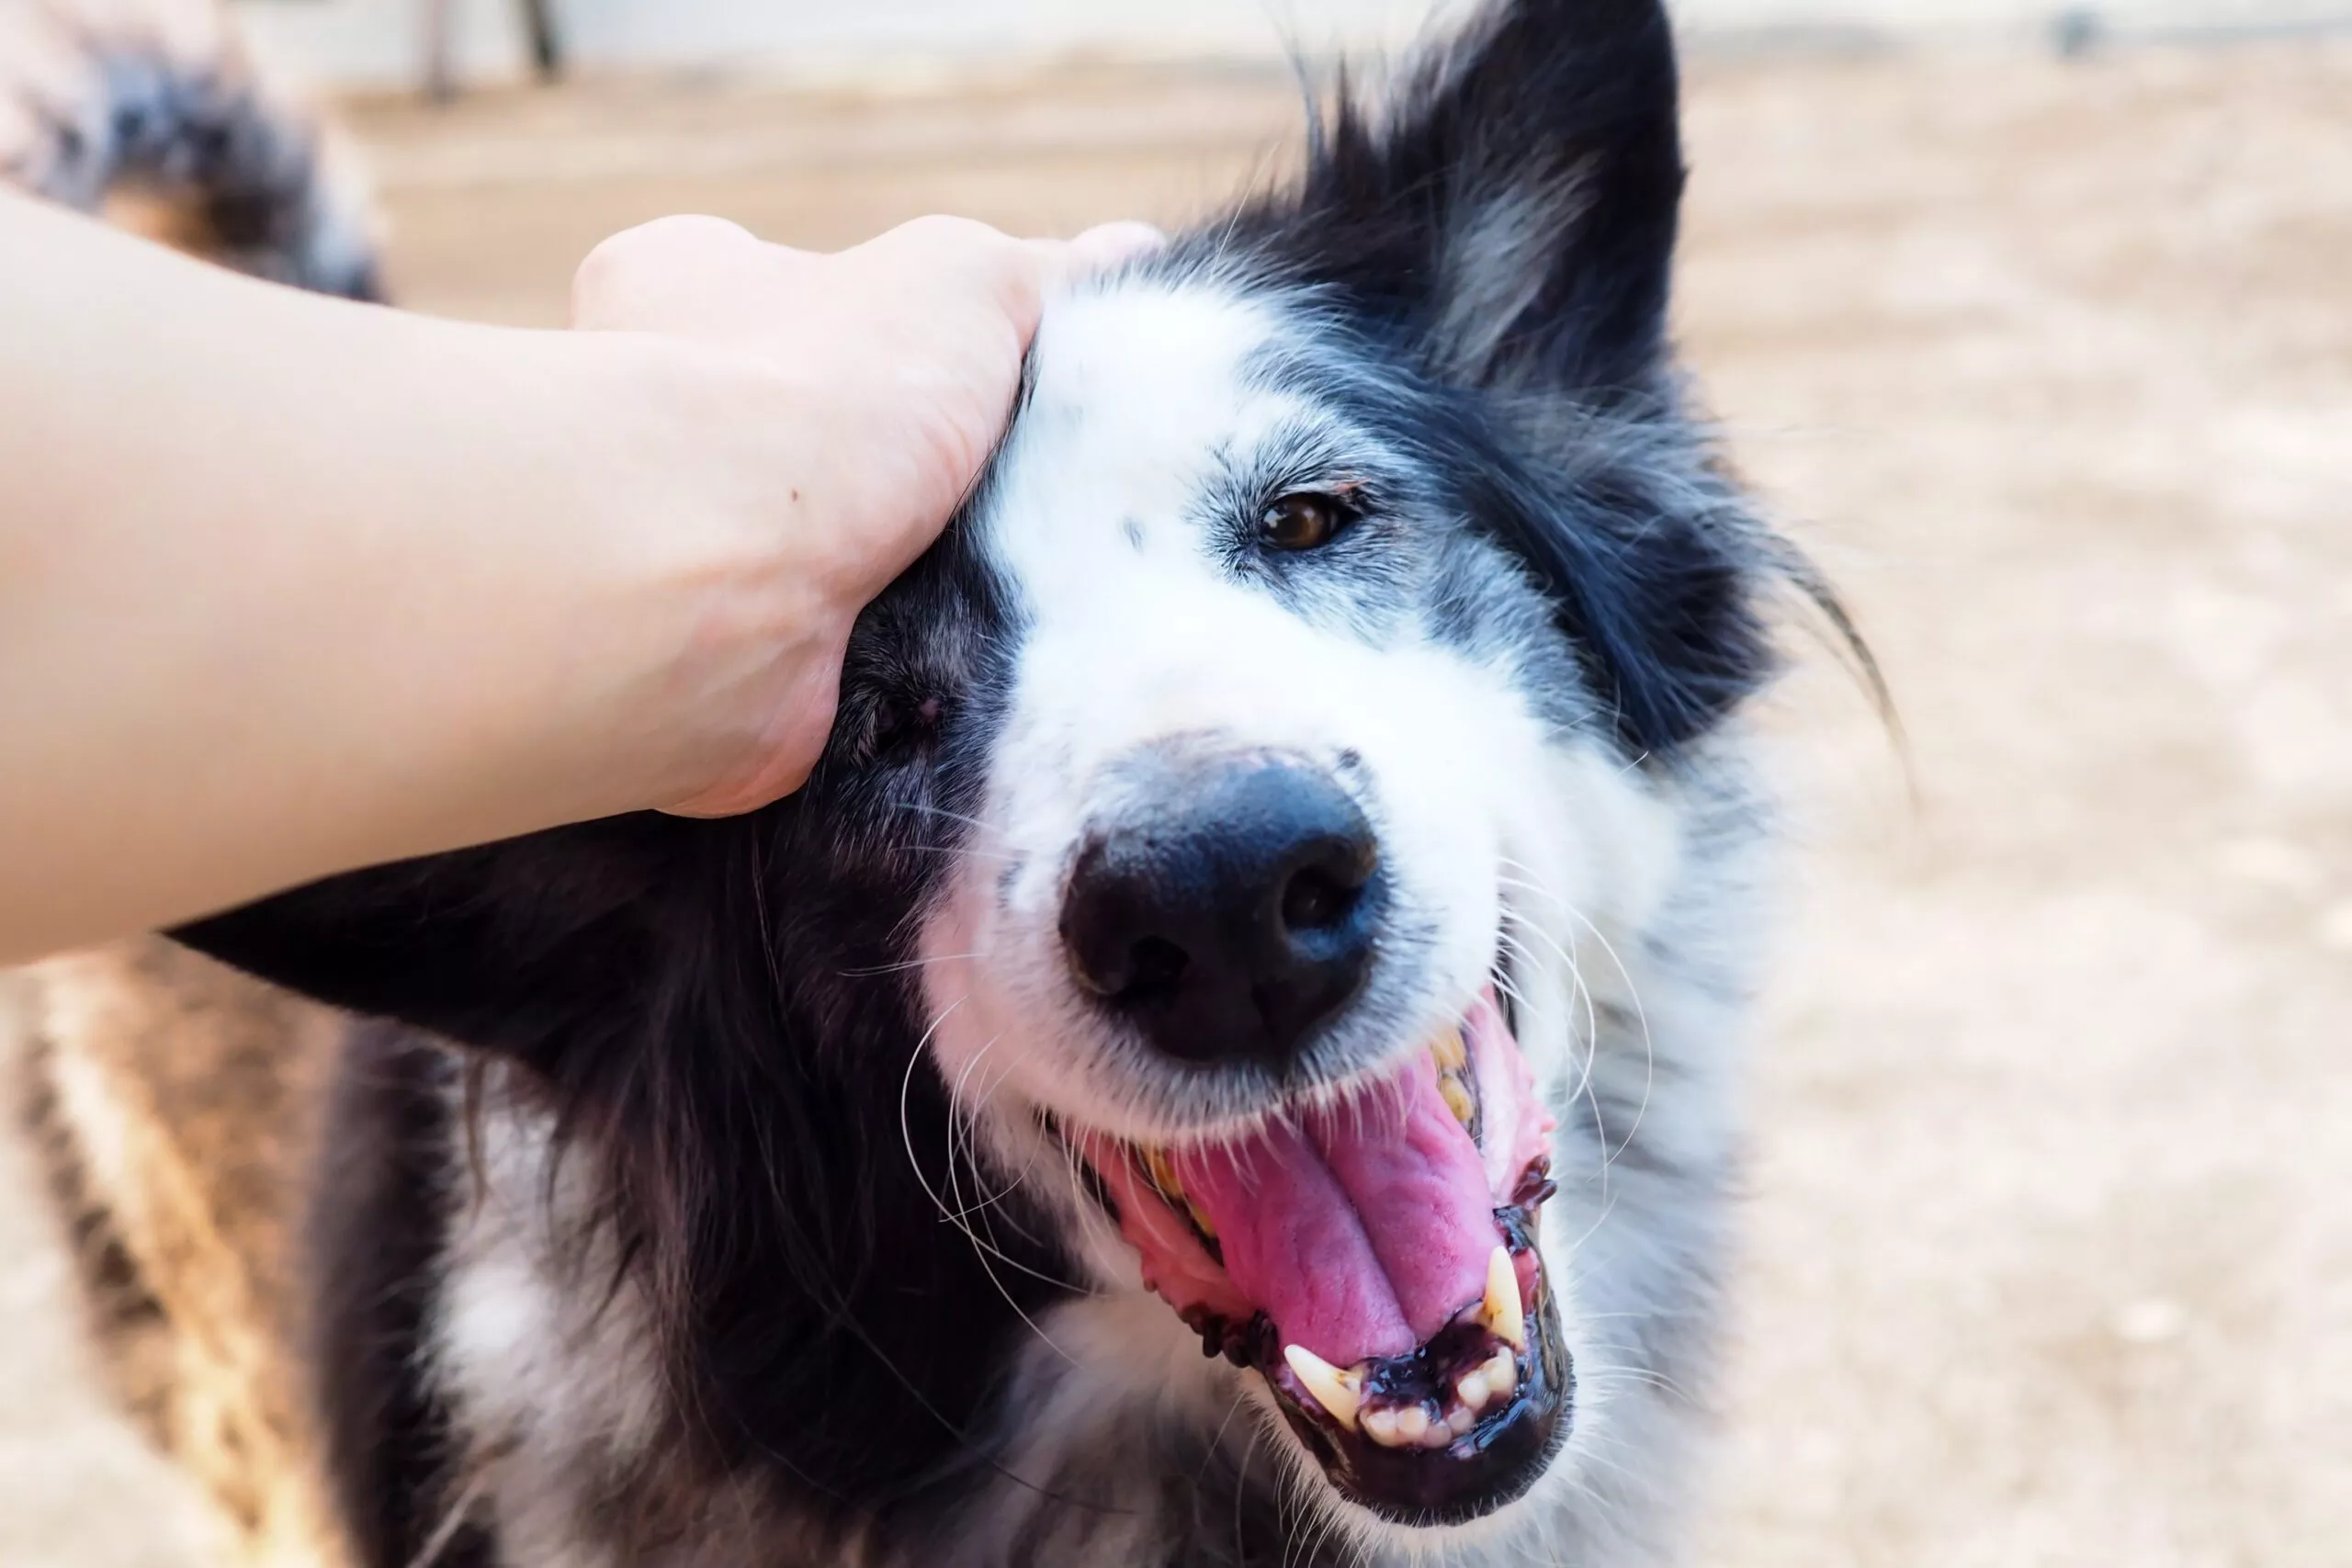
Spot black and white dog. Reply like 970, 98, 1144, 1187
60, 1, 1836, 1562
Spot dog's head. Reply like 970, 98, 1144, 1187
185, 0, 1782, 1550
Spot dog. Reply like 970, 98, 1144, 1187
16, 1, 1856, 1562
0, 0, 374, 294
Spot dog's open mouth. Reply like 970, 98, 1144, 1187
1072, 988, 1566, 1524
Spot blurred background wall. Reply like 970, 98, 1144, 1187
233, 0, 2352, 88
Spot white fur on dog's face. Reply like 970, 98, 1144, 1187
922, 275, 1681, 1129
917, 273, 1692, 1543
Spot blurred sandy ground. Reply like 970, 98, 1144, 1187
4, 37, 2349, 1567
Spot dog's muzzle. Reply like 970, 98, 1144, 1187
1051, 748, 1568, 1523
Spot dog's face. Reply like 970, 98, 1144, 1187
181, 0, 1781, 1555
915, 276, 1656, 1525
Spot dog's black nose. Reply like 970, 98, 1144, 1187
1060, 758, 1382, 1068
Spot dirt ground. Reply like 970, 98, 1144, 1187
4, 39, 2348, 1568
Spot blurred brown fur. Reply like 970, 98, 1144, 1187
19, 943, 350, 1568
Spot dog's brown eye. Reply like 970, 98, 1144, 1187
1260, 492, 1354, 551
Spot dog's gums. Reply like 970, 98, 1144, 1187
1075, 988, 1566, 1520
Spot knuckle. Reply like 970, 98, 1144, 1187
888, 213, 1022, 277
579, 214, 751, 291
897, 212, 995, 247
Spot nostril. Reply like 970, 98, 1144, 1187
1280, 866, 1358, 934
1062, 836, 1196, 1005
1125, 936, 1188, 998
1278, 826, 1378, 940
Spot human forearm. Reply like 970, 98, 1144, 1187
0, 196, 820, 958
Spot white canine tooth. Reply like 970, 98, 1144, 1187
1447, 1405, 1477, 1436
1283, 1344, 1362, 1431
1363, 1407, 1403, 1447
1393, 1404, 1430, 1443
1484, 1246, 1526, 1350
1484, 1348, 1519, 1398
1455, 1370, 1491, 1412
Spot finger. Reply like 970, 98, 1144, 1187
840, 214, 1053, 333
573, 213, 795, 332
1021, 222, 1165, 299
1058, 220, 1167, 280
851, 212, 1023, 276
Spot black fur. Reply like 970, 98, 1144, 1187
187, 524, 1080, 1545
1262, 0, 1684, 397
310, 1023, 495, 1568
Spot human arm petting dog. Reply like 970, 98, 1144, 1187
0, 192, 1157, 964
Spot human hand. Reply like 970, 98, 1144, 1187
0, 191, 1156, 959
571, 213, 1160, 817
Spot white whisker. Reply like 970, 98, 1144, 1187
837, 947, 991, 978
898, 1009, 1079, 1361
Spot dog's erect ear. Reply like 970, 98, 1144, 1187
171, 817, 694, 1068
1240, 1, 1775, 757
1279, 0, 1684, 400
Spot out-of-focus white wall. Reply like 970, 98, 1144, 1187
232, 0, 2352, 89
235, 0, 1477, 88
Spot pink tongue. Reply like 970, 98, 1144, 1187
1172, 1053, 1502, 1367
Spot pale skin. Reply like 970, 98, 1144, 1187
0, 190, 1159, 964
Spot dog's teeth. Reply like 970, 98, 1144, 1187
1484, 1246, 1525, 1350
1440, 1074, 1476, 1129
1455, 1370, 1491, 1412
1430, 1027, 1467, 1073
1144, 1147, 1184, 1201
1283, 1345, 1362, 1432
1421, 1421, 1453, 1450
1447, 1404, 1477, 1435
1393, 1404, 1430, 1443
1363, 1407, 1403, 1447
1140, 1148, 1217, 1237
1484, 1348, 1519, 1398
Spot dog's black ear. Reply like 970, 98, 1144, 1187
1240, 1, 1778, 757
171, 816, 695, 1069
1280, 0, 1684, 400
